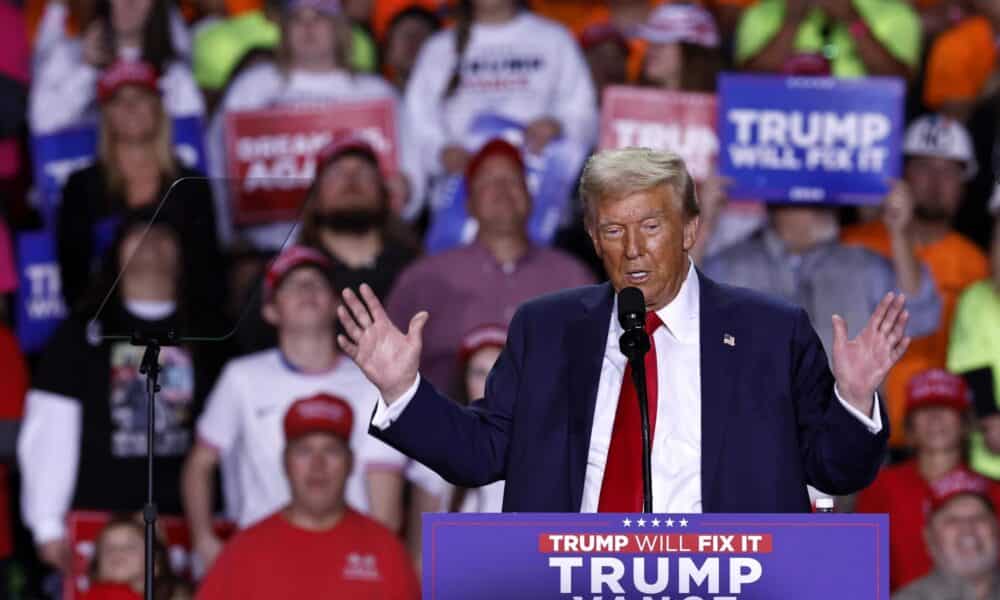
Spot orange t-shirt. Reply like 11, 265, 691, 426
841, 221, 989, 447
923, 16, 997, 109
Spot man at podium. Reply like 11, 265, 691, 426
337, 148, 907, 513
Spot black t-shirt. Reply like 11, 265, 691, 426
56, 163, 226, 312
32, 303, 218, 515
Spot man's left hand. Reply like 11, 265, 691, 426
524, 118, 562, 154
831, 292, 911, 415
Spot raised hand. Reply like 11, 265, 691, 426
831, 292, 911, 415
336, 284, 428, 404
524, 117, 562, 154
882, 180, 915, 238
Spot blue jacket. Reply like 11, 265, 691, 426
371, 272, 889, 512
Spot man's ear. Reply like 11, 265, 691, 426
385, 174, 408, 216
262, 301, 279, 326
682, 215, 701, 252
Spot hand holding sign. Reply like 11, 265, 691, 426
524, 117, 562, 154
441, 145, 472, 175
336, 284, 428, 404
831, 292, 911, 416
882, 180, 915, 237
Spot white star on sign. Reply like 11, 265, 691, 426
665, 518, 674, 527
679, 518, 689, 527
637, 518, 646, 527
623, 518, 632, 527
651, 518, 661, 527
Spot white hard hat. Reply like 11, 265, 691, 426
903, 114, 978, 180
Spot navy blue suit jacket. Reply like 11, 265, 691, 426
370, 272, 889, 512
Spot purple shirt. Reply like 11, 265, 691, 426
387, 241, 596, 396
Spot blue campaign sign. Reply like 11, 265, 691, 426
30, 116, 208, 220
718, 75, 904, 204
424, 114, 588, 254
13, 217, 120, 354
424, 513, 889, 599
14, 230, 68, 354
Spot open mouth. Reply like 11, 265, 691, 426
625, 271, 650, 284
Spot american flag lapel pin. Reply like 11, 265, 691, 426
723, 334, 736, 347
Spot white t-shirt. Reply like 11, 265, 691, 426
29, 38, 204, 135
196, 349, 411, 528
403, 11, 598, 179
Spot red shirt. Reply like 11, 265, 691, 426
855, 460, 1000, 591
80, 583, 142, 600
0, 327, 27, 559
196, 510, 419, 600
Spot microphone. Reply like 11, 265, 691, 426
618, 287, 651, 361
616, 286, 654, 513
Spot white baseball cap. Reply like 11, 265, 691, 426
903, 114, 978, 179
636, 3, 720, 48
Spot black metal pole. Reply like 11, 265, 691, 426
138, 341, 161, 600
630, 359, 654, 514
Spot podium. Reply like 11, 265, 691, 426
423, 513, 888, 599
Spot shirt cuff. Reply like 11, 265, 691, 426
834, 384, 883, 434
370, 375, 421, 430
32, 518, 66, 545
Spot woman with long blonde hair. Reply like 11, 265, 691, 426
57, 60, 223, 312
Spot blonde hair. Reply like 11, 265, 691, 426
578, 147, 699, 226
97, 95, 177, 196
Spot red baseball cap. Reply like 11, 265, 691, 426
316, 129, 381, 174
927, 467, 995, 515
97, 60, 160, 104
458, 324, 507, 365
906, 369, 971, 416
579, 22, 629, 54
465, 138, 525, 184
263, 245, 333, 299
283, 393, 354, 442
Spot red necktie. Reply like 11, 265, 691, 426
598, 312, 662, 512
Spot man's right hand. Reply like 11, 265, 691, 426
337, 284, 428, 405
38, 538, 70, 572
193, 532, 224, 571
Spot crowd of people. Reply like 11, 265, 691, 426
0, 0, 999, 597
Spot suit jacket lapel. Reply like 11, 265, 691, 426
698, 271, 738, 512
567, 282, 614, 511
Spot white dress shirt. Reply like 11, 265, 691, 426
372, 262, 883, 512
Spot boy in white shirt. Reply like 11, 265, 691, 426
181, 245, 411, 570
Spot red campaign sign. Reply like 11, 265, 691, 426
225, 100, 399, 225
64, 510, 236, 599
599, 85, 718, 181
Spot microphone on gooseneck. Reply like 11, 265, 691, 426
617, 286, 655, 513
618, 287, 651, 362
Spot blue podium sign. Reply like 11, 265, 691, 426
424, 513, 888, 599
718, 74, 904, 205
